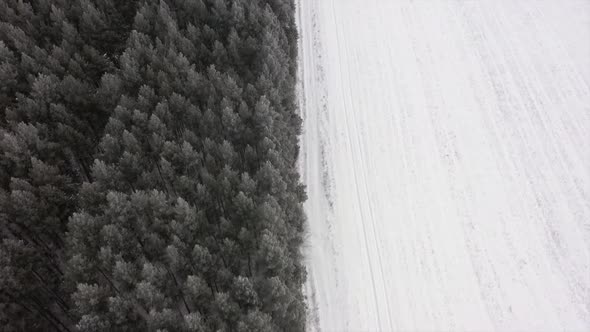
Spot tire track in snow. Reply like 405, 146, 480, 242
333, 0, 397, 330
328, 0, 385, 329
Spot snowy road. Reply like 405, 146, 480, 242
297, 0, 590, 331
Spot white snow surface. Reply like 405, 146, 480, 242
296, 0, 590, 331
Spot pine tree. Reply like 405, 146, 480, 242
67, 0, 306, 330
2, 0, 306, 329
0, 1, 138, 330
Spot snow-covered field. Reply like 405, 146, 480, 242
297, 0, 590, 331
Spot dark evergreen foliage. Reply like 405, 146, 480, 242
2, 0, 305, 331
0, 1, 138, 330
67, 0, 306, 330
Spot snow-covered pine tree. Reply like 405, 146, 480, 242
0, 1, 138, 330
66, 0, 306, 330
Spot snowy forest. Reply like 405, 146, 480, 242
0, 0, 306, 331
